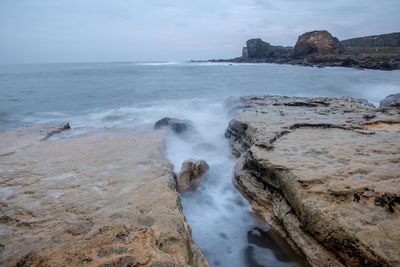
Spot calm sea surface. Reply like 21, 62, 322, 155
1, 62, 399, 267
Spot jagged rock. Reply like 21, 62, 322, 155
154, 117, 194, 134
177, 160, 209, 192
0, 126, 208, 266
380, 93, 400, 108
226, 96, 400, 267
246, 39, 270, 58
245, 38, 292, 59
293, 30, 344, 57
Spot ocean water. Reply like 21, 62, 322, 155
1, 62, 399, 267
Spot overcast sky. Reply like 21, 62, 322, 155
0, 0, 399, 63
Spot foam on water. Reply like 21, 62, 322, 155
163, 101, 305, 267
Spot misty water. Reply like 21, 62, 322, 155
1, 62, 400, 267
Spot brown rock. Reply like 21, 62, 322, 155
0, 127, 208, 267
294, 30, 344, 57
177, 160, 209, 192
226, 96, 400, 267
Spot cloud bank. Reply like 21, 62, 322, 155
0, 0, 399, 63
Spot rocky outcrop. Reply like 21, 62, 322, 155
294, 30, 344, 57
245, 38, 292, 59
208, 31, 400, 70
0, 126, 208, 266
342, 32, 400, 48
380, 93, 400, 108
177, 160, 209, 192
154, 117, 195, 135
225, 95, 400, 267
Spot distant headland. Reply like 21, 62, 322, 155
197, 31, 400, 70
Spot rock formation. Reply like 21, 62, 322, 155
177, 160, 209, 192
380, 93, 400, 108
341, 32, 400, 48
209, 30, 400, 70
154, 117, 195, 135
294, 30, 344, 57
0, 125, 208, 266
225, 95, 400, 267
245, 38, 292, 59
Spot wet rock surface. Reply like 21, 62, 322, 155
380, 93, 400, 108
154, 117, 195, 135
225, 95, 400, 267
0, 125, 207, 267
177, 160, 209, 192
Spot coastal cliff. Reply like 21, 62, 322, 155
209, 30, 400, 70
225, 95, 400, 266
0, 126, 207, 267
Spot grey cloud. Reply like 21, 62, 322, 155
0, 0, 398, 63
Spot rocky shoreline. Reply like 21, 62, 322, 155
205, 31, 400, 70
225, 95, 400, 266
0, 125, 207, 267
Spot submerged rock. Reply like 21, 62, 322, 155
154, 117, 195, 134
380, 93, 400, 108
0, 126, 208, 266
294, 30, 344, 57
177, 160, 209, 192
226, 96, 400, 267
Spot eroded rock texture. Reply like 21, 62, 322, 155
294, 30, 344, 57
225, 96, 400, 267
0, 126, 208, 267
177, 160, 209, 192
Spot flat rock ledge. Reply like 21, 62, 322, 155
225, 96, 400, 267
0, 125, 208, 267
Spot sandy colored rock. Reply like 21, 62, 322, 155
177, 160, 209, 192
294, 30, 345, 57
225, 96, 400, 267
0, 126, 207, 267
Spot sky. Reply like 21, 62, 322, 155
0, 0, 399, 63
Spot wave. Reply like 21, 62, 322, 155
135, 61, 180, 66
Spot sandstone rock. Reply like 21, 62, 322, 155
294, 30, 344, 57
177, 160, 209, 192
226, 96, 400, 267
0, 127, 208, 267
380, 93, 400, 108
154, 117, 195, 135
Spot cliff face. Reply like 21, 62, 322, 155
294, 30, 344, 57
225, 96, 400, 267
341, 32, 400, 47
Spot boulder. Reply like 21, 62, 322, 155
380, 93, 400, 108
177, 160, 209, 192
294, 30, 344, 57
154, 117, 194, 134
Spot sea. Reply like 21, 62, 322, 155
1, 61, 399, 267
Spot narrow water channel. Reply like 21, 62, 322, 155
165, 101, 306, 267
